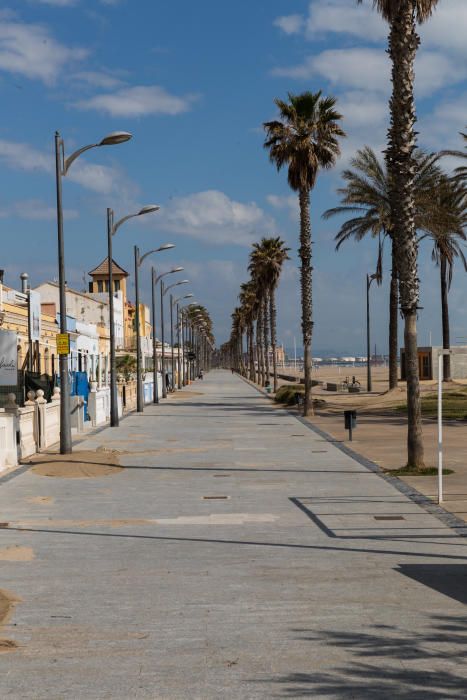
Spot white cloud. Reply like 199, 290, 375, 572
159, 190, 276, 246
73, 85, 197, 117
71, 70, 124, 89
0, 138, 134, 196
266, 194, 299, 222
278, 0, 467, 58
272, 48, 462, 98
0, 198, 78, 220
273, 14, 304, 35
0, 17, 87, 84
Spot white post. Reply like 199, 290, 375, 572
438, 352, 443, 504
98, 353, 102, 388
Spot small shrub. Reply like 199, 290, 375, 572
275, 384, 304, 406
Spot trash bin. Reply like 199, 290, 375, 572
344, 410, 357, 429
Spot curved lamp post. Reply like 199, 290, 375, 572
55, 129, 131, 454
151, 267, 184, 403
173, 294, 194, 389
107, 204, 160, 427
160, 279, 189, 396
134, 242, 174, 412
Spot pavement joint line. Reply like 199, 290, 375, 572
238, 373, 467, 538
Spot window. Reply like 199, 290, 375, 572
114, 279, 120, 292
97, 280, 103, 293
105, 280, 109, 292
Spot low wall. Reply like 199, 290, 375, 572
88, 385, 110, 427
0, 410, 17, 471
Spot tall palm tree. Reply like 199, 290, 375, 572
323, 146, 441, 391
239, 280, 258, 382
264, 91, 345, 415
422, 176, 467, 381
360, 0, 441, 469
250, 237, 290, 391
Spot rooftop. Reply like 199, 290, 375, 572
88, 257, 129, 278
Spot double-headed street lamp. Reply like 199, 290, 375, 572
55, 129, 131, 454
366, 271, 382, 392
134, 242, 175, 412
107, 204, 160, 427
172, 294, 194, 389
151, 266, 184, 404
160, 279, 189, 396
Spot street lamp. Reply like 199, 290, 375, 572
151, 266, 184, 403
173, 294, 194, 389
134, 242, 174, 412
55, 129, 131, 453
160, 280, 189, 395
366, 271, 382, 392
107, 204, 160, 427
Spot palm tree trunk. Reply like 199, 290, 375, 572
269, 286, 278, 392
440, 256, 451, 381
387, 4, 424, 468
389, 239, 399, 390
263, 294, 270, 384
298, 186, 313, 416
256, 317, 262, 385
248, 321, 256, 382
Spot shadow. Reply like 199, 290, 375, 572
255, 613, 467, 698
4, 527, 467, 562
397, 564, 467, 605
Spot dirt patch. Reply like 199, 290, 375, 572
0, 589, 20, 652
29, 450, 123, 479
0, 546, 34, 561
25, 496, 54, 505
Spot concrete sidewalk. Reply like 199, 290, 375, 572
0, 370, 466, 699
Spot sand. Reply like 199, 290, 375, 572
0, 589, 20, 652
29, 450, 123, 479
0, 546, 34, 561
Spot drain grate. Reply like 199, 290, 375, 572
312, 450, 327, 453
374, 515, 405, 521
203, 495, 229, 500
213, 474, 231, 478
290, 435, 306, 437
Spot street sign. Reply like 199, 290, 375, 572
56, 333, 70, 355
0, 330, 17, 385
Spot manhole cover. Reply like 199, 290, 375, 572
374, 516, 405, 521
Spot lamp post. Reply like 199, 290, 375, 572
366, 272, 381, 393
172, 295, 194, 389
134, 242, 174, 412
161, 280, 189, 394
107, 204, 160, 427
55, 129, 131, 453
152, 267, 184, 403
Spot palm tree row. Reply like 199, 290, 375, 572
261, 1, 465, 469
323, 146, 466, 385
226, 237, 290, 391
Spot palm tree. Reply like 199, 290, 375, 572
361, 0, 441, 469
264, 91, 345, 415
422, 176, 467, 381
249, 237, 290, 391
323, 146, 441, 391
440, 130, 467, 186
239, 280, 258, 382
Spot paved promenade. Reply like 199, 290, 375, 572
0, 370, 466, 699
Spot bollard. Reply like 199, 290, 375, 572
344, 410, 357, 441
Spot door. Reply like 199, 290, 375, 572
418, 352, 432, 380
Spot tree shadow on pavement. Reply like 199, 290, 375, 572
259, 613, 467, 698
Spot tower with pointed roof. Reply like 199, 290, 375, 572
88, 258, 129, 300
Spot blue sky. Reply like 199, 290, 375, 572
1, 0, 466, 354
